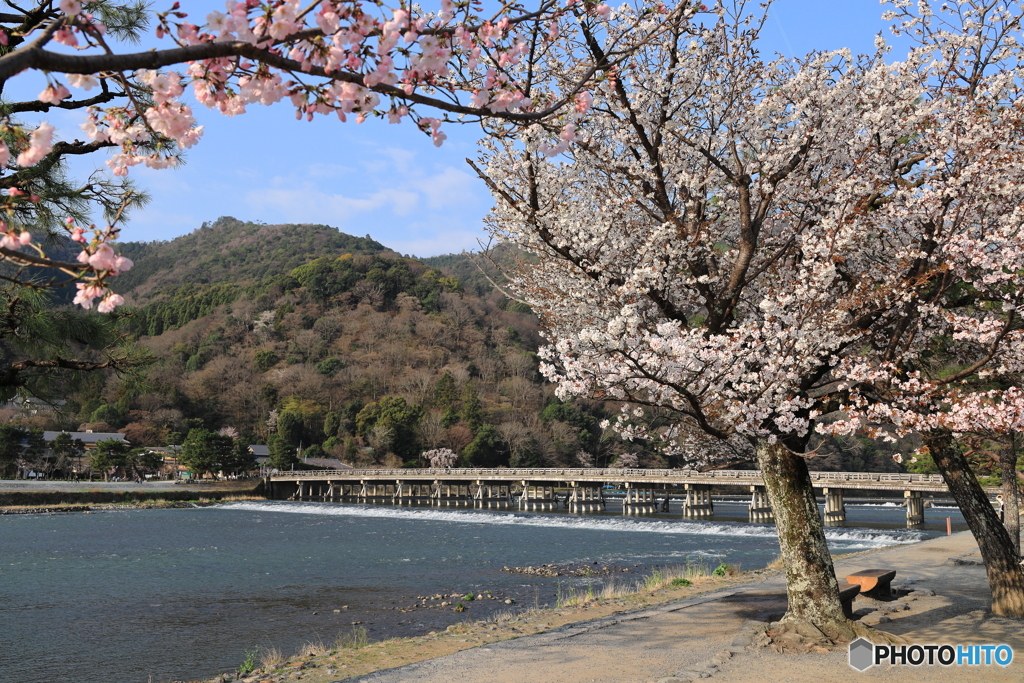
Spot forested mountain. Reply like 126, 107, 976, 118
7, 217, 661, 470
2, 217, 963, 477
113, 216, 389, 299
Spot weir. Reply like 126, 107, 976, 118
271, 467, 989, 527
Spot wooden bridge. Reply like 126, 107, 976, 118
266, 467, 991, 526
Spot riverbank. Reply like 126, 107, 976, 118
192, 531, 1021, 683
0, 479, 263, 510
195, 560, 765, 683
0, 499, 263, 514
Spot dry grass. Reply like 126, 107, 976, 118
765, 554, 785, 571
553, 561, 722, 608
298, 636, 330, 658
484, 607, 523, 624
259, 646, 286, 670
335, 626, 369, 649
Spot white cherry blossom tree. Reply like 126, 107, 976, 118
423, 447, 459, 468
474, 0, 1024, 636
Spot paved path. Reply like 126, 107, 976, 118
340, 532, 1023, 683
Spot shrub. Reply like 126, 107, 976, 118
237, 646, 258, 676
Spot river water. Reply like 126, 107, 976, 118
0, 499, 966, 683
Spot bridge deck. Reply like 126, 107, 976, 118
268, 467, 994, 495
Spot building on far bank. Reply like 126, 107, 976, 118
144, 446, 184, 479
43, 431, 128, 451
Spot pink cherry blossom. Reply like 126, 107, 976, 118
97, 293, 125, 313
86, 242, 118, 270
72, 282, 106, 309
58, 0, 81, 16
0, 223, 30, 250
66, 73, 97, 90
575, 91, 593, 113
16, 122, 53, 167
38, 84, 70, 104
54, 27, 78, 47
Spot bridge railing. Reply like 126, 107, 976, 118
269, 467, 946, 484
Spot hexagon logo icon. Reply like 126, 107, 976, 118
849, 638, 875, 671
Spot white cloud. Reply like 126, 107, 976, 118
414, 166, 477, 209
244, 184, 409, 222
305, 162, 356, 179
387, 227, 486, 257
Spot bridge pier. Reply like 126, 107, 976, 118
435, 483, 471, 506
395, 480, 428, 505
568, 484, 604, 512
905, 490, 924, 526
473, 483, 510, 509
684, 484, 714, 518
623, 484, 659, 514
749, 486, 773, 523
518, 483, 557, 511
822, 487, 846, 524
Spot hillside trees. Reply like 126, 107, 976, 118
69, 217, 665, 473
355, 396, 423, 461
0, 284, 147, 404
476, 0, 1024, 631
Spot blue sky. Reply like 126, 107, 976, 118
32, 1, 898, 255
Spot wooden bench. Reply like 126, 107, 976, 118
847, 569, 897, 597
838, 581, 861, 618
835, 581, 860, 618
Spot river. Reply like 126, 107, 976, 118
0, 499, 965, 683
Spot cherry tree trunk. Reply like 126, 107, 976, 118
756, 440, 851, 639
927, 434, 1024, 617
1000, 433, 1020, 558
